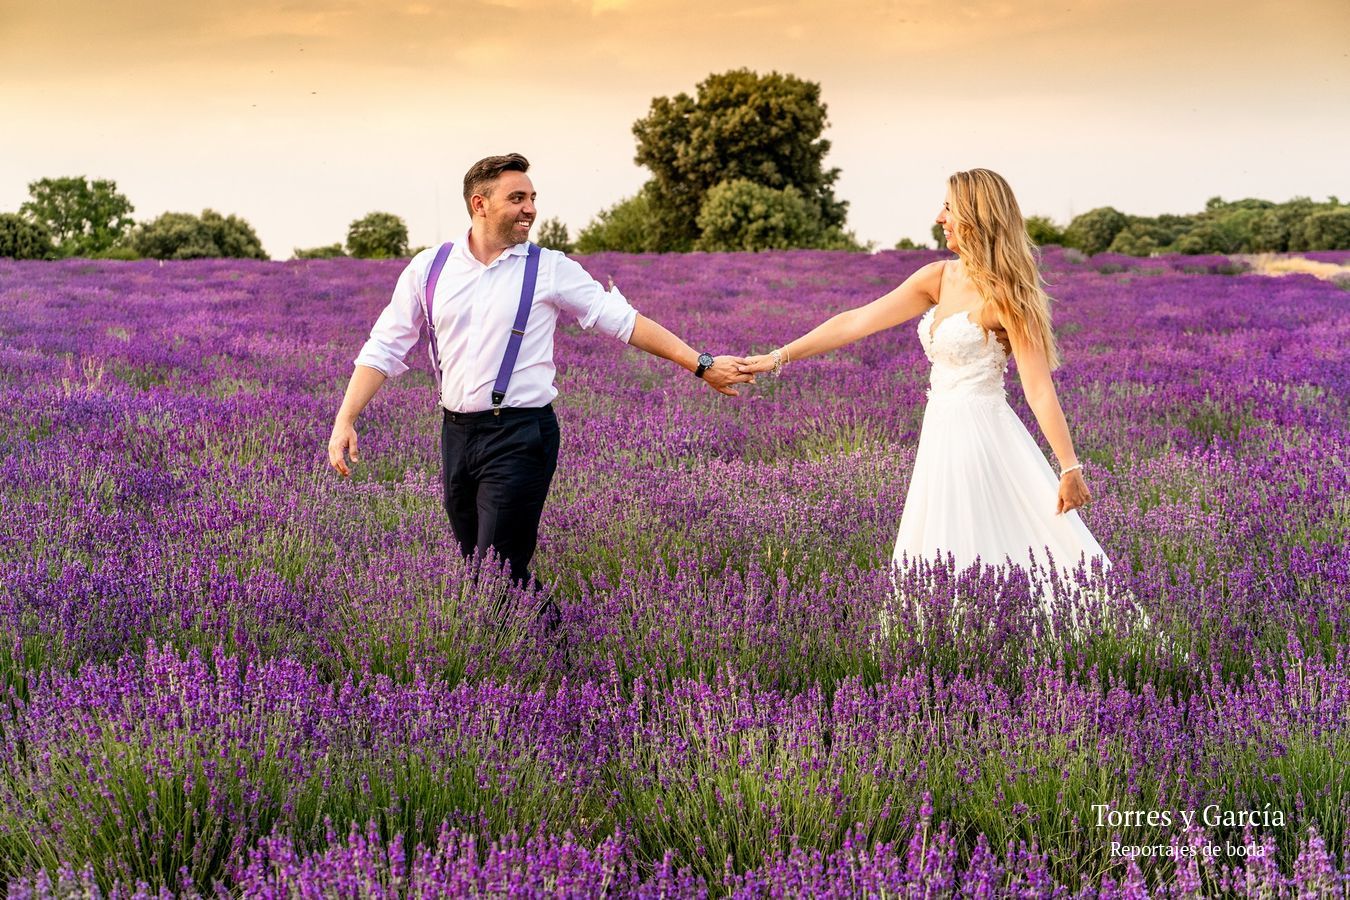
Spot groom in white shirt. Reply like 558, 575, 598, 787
327, 153, 749, 599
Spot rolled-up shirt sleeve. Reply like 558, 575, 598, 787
547, 252, 639, 343
353, 258, 425, 377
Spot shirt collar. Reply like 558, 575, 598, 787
455, 228, 530, 264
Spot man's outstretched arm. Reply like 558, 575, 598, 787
328, 364, 387, 476
626, 314, 753, 396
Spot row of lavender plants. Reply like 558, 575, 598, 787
0, 247, 1346, 894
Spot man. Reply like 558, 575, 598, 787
327, 153, 750, 592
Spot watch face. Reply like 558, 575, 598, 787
698, 353, 715, 368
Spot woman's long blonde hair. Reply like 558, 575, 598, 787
947, 169, 1061, 370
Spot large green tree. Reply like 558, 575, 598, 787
128, 210, 267, 260
21, 176, 135, 257
347, 212, 409, 259
631, 69, 848, 251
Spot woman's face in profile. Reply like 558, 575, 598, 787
936, 188, 960, 253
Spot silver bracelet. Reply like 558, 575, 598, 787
1059, 463, 1083, 478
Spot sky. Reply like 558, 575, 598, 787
2, 0, 1347, 259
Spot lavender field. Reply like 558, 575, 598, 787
0, 248, 1347, 897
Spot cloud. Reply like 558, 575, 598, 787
4, 0, 1345, 98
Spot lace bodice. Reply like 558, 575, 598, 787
918, 307, 1009, 400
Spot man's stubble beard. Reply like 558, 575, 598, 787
496, 219, 530, 247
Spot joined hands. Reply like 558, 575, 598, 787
701, 355, 756, 396
737, 354, 778, 375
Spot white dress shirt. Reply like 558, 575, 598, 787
354, 231, 638, 412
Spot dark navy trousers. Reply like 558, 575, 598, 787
439, 404, 560, 587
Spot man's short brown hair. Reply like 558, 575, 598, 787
463, 153, 530, 215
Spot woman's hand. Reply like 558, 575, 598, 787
1057, 468, 1092, 515
738, 354, 778, 375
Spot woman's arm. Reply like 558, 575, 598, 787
1004, 322, 1092, 514
738, 261, 944, 373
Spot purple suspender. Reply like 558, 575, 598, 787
420, 242, 454, 391
421, 242, 541, 416
495, 244, 541, 413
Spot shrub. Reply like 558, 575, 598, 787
535, 217, 573, 253
576, 192, 663, 253
347, 212, 409, 259
1107, 225, 1158, 257
91, 246, 140, 260
1299, 209, 1350, 251
128, 210, 267, 260
0, 213, 53, 259
693, 179, 870, 252
1024, 216, 1064, 247
293, 243, 348, 259
695, 179, 821, 252
1063, 207, 1129, 256
1174, 219, 1248, 255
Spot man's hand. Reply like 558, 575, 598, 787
1056, 469, 1092, 515
701, 356, 754, 396
328, 421, 360, 477
329, 365, 387, 477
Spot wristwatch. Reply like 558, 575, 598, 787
694, 352, 715, 379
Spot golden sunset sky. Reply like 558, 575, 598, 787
2, 0, 1347, 257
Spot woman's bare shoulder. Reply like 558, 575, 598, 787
910, 259, 947, 305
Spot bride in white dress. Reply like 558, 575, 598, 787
740, 169, 1112, 630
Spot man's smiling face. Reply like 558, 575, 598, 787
477, 170, 537, 247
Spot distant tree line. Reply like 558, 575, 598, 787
8, 89, 1347, 262
0, 177, 269, 261
1075, 197, 1348, 255
0, 177, 420, 262
909, 196, 1350, 256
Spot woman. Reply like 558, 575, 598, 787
740, 169, 1109, 604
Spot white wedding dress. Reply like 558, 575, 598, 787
892, 305, 1111, 592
